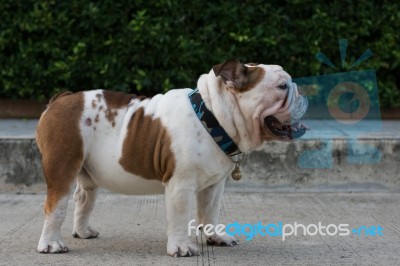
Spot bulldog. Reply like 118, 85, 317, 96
36, 60, 308, 256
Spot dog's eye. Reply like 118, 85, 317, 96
277, 84, 287, 90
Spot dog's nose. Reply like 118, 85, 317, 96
290, 94, 308, 123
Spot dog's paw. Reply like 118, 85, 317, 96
167, 236, 200, 257
37, 238, 68, 254
72, 226, 99, 239
207, 234, 238, 247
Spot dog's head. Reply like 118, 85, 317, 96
212, 59, 308, 143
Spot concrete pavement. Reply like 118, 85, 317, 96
0, 192, 399, 265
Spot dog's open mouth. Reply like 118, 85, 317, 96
264, 116, 308, 139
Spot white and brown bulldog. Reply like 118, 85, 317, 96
36, 60, 308, 256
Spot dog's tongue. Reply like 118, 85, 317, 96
281, 122, 307, 134
264, 116, 308, 139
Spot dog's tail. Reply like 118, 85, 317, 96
36, 91, 75, 153
48, 91, 74, 105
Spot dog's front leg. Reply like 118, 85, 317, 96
197, 178, 238, 246
165, 184, 200, 257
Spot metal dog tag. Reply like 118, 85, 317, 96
231, 164, 242, 181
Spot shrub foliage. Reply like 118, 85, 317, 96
0, 0, 399, 107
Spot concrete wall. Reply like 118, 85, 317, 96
227, 139, 400, 192
1, 138, 399, 192
0, 139, 43, 186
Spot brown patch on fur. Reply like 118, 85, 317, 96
103, 91, 148, 107
92, 99, 97, 109
103, 91, 134, 109
95, 114, 99, 123
102, 91, 137, 127
105, 109, 118, 126
244, 67, 265, 91
119, 107, 176, 183
213, 60, 265, 92
102, 91, 148, 127
36, 92, 84, 215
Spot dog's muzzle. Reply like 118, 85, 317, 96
264, 81, 308, 139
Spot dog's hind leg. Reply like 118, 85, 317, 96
72, 168, 99, 239
37, 154, 82, 253
36, 91, 86, 253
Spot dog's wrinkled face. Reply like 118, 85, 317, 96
213, 60, 308, 142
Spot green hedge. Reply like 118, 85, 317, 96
0, 0, 399, 107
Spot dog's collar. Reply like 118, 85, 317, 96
188, 88, 241, 156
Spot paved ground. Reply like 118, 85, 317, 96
0, 192, 399, 266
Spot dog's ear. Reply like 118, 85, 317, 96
212, 59, 245, 83
213, 59, 264, 92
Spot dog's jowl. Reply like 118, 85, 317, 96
36, 60, 308, 256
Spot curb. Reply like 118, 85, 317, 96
1, 137, 399, 192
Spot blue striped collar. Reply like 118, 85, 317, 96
188, 88, 240, 156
